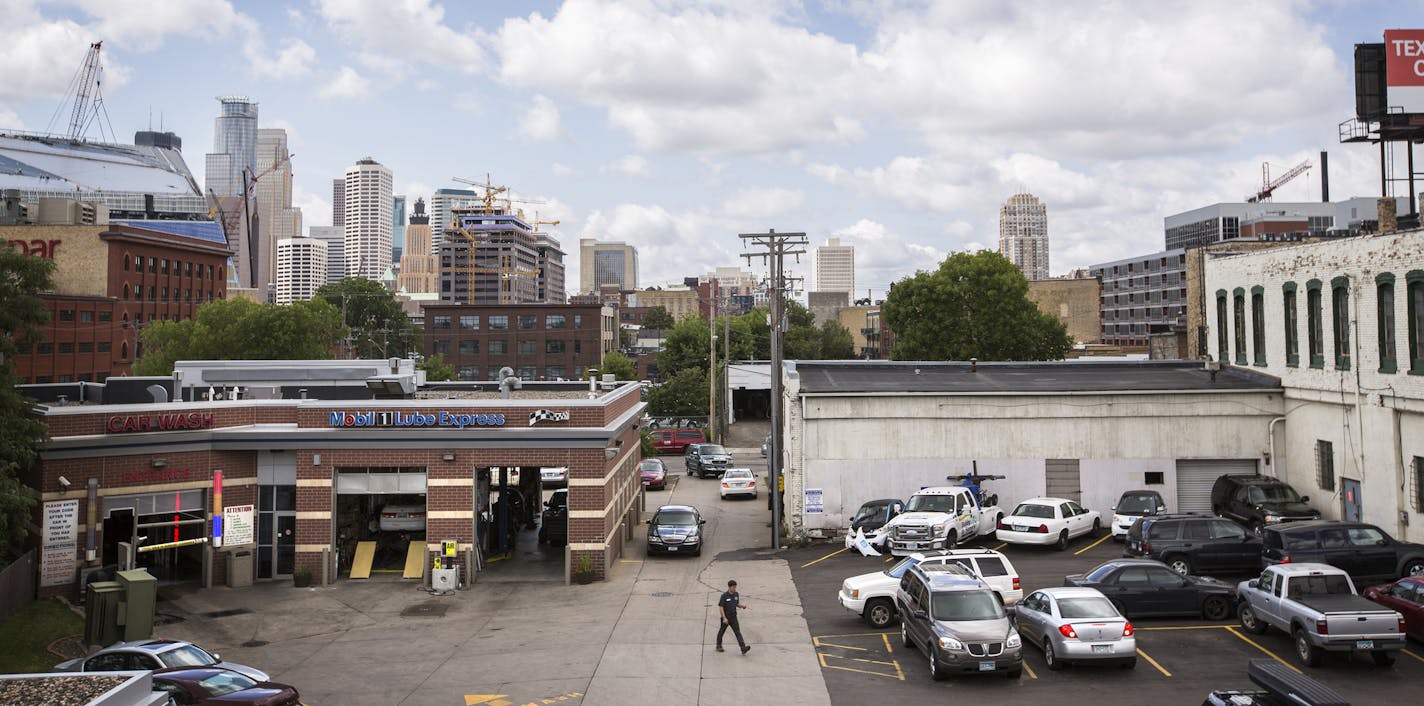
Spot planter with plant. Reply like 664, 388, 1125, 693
292, 566, 312, 587
571, 554, 595, 584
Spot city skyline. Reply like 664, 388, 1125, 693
0, 2, 1405, 299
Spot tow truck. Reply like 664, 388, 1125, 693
884, 471, 1005, 556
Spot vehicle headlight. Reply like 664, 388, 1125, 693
1264, 514, 1280, 523
1006, 631, 1021, 649
937, 636, 964, 651
850, 588, 860, 599
931, 522, 949, 536
648, 535, 663, 543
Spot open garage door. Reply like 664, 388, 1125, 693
1176, 460, 1257, 514
335, 467, 429, 578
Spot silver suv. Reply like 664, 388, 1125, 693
897, 563, 1023, 680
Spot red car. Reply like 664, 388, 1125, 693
651, 428, 704, 454
639, 458, 668, 490
151, 667, 302, 706
1364, 576, 1424, 641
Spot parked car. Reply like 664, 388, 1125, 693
1237, 563, 1406, 666
1261, 520, 1424, 587
1109, 490, 1166, 540
646, 504, 705, 556
840, 549, 1023, 628
54, 639, 269, 682
638, 458, 668, 490
652, 428, 704, 454
896, 562, 1023, 680
150, 667, 301, 706
719, 468, 757, 499
377, 494, 427, 532
1123, 514, 1263, 576
537, 488, 567, 545
1064, 558, 1236, 620
1211, 474, 1319, 535
996, 497, 1101, 551
1201, 659, 1350, 706
1363, 576, 1424, 642
847, 498, 904, 553
885, 486, 1002, 555
1015, 587, 1136, 670
539, 467, 568, 487
684, 443, 731, 478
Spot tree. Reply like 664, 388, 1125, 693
134, 298, 347, 375
316, 278, 418, 359
645, 367, 709, 417
881, 250, 1072, 361
641, 306, 675, 330
419, 353, 455, 382
601, 351, 637, 380
656, 316, 712, 377
0, 247, 55, 562
819, 319, 855, 359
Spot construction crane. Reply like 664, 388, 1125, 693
1247, 160, 1311, 203
46, 41, 115, 141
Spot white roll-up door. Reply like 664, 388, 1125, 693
1176, 460, 1257, 514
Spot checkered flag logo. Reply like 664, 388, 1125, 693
529, 409, 570, 426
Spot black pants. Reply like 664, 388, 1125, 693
717, 619, 746, 649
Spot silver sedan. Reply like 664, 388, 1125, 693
1013, 587, 1137, 670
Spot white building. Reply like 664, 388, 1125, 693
275, 237, 328, 304
343, 157, 393, 280
254, 128, 302, 298
999, 193, 1049, 281
308, 225, 345, 285
1203, 225, 1424, 543
812, 237, 855, 295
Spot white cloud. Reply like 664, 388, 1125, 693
721, 187, 805, 218
293, 183, 332, 230
317, 0, 485, 76
246, 37, 317, 79
580, 203, 735, 286
602, 155, 652, 178
0, 107, 24, 131
517, 94, 563, 141
319, 67, 370, 99
551, 162, 574, 177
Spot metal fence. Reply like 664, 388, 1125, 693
0, 551, 36, 624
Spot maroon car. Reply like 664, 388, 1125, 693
639, 458, 668, 490
151, 667, 301, 706
1364, 576, 1424, 641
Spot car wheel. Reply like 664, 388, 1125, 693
1166, 556, 1193, 576
1202, 596, 1231, 621
1054, 530, 1069, 551
1294, 628, 1323, 667
1043, 639, 1064, 670
901, 621, 912, 647
1091, 517, 1102, 536
945, 529, 958, 549
1120, 657, 1137, 669
929, 647, 945, 681
865, 598, 896, 629
1402, 559, 1424, 578
1239, 604, 1269, 635
1372, 650, 1396, 666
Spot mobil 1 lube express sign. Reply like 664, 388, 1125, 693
329, 410, 507, 429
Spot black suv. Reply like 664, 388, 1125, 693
684, 443, 731, 478
1261, 520, 1424, 586
1210, 474, 1319, 534
537, 488, 567, 545
1123, 514, 1262, 576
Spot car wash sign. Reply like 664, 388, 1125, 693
1387, 29, 1424, 113
107, 412, 215, 433
329, 410, 506, 429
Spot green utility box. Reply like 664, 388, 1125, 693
115, 568, 157, 641
84, 581, 124, 647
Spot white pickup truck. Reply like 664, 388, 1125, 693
885, 486, 1003, 556
1236, 562, 1407, 667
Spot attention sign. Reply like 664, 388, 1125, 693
1385, 29, 1424, 114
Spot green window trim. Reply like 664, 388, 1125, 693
1283, 282, 1299, 367
1307, 279, 1324, 369
1378, 273, 1397, 374
1215, 289, 1229, 363
1233, 287, 1247, 365
1250, 285, 1266, 366
1331, 276, 1351, 371
1408, 271, 1424, 375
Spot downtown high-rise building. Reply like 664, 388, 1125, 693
308, 225, 346, 285
578, 238, 638, 294
343, 158, 393, 280
275, 237, 328, 304
392, 194, 407, 261
812, 237, 855, 295
429, 188, 482, 253
204, 96, 258, 199
331, 178, 345, 228
396, 198, 437, 295
999, 192, 1049, 281
254, 128, 302, 299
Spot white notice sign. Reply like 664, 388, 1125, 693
805, 488, 824, 514
223, 504, 256, 547
41, 500, 80, 587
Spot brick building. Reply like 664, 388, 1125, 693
1026, 276, 1102, 346
423, 302, 616, 382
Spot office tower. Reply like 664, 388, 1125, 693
275, 237, 328, 304
308, 225, 345, 284
429, 188, 482, 253
343, 157, 393, 280
332, 179, 345, 228
254, 128, 302, 300
999, 193, 1049, 281
439, 203, 565, 305
392, 194, 407, 261
812, 237, 855, 295
578, 238, 638, 294
397, 198, 437, 294
204, 96, 258, 199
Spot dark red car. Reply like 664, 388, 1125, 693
1364, 576, 1424, 641
151, 667, 302, 706
639, 458, 668, 490
651, 428, 704, 454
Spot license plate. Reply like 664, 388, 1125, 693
667, 547, 677, 552
978, 661, 995, 671
1013, 525, 1028, 532
1092, 644, 1112, 654
907, 542, 919, 549
1356, 640, 1373, 649
642, 481, 650, 486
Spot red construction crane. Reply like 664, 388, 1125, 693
1247, 160, 1311, 203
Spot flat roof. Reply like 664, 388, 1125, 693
792, 360, 1280, 394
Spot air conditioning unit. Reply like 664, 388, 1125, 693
432, 567, 459, 591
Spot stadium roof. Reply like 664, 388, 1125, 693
0, 132, 200, 196
111, 220, 228, 247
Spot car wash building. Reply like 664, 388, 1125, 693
780, 360, 1285, 540
24, 361, 645, 599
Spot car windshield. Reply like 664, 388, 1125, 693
196, 672, 258, 697
1011, 503, 1055, 519
1117, 494, 1160, 515
157, 646, 216, 668
1249, 484, 1303, 504
638, 461, 662, 472
724, 470, 753, 479
1083, 564, 1119, 583
907, 495, 955, 513
886, 557, 919, 578
931, 590, 1005, 621
1057, 596, 1119, 619
655, 511, 697, 526
854, 503, 885, 522
698, 445, 727, 455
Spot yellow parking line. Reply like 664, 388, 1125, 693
1022, 661, 1038, 679
992, 542, 1007, 551
1136, 648, 1171, 677
884, 556, 895, 564
814, 631, 896, 640
618, 559, 643, 563
801, 547, 848, 568
816, 640, 869, 652
1403, 649, 1424, 665
1225, 626, 1301, 673
1073, 532, 1113, 556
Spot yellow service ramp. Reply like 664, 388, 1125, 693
402, 541, 426, 579
349, 541, 376, 579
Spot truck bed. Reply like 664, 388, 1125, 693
1295, 593, 1392, 616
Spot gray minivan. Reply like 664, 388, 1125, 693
896, 562, 1023, 680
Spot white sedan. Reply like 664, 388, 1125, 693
996, 497, 1101, 550
719, 468, 758, 499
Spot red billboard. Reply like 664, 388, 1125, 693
1385, 29, 1424, 114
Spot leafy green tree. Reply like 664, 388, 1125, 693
656, 316, 712, 377
641, 306, 675, 330
0, 247, 55, 562
645, 367, 709, 416
819, 319, 855, 359
602, 351, 637, 380
316, 278, 417, 358
135, 298, 347, 375
639, 428, 658, 458
419, 353, 455, 382
882, 250, 1072, 361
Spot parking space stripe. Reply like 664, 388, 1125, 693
1021, 661, 1038, 680
1073, 532, 1113, 556
1135, 648, 1172, 677
801, 547, 848, 568
992, 542, 1007, 550
1403, 649, 1424, 665
1224, 626, 1301, 673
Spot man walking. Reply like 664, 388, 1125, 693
717, 579, 751, 654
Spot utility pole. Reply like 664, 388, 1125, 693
708, 282, 718, 443
722, 292, 730, 431
740, 229, 807, 549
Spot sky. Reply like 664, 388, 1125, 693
0, 0, 1415, 301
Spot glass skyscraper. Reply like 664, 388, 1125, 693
204, 96, 258, 198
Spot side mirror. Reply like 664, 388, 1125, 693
645, 519, 653, 525
211, 653, 221, 662
1300, 496, 1310, 503
1003, 605, 1017, 617
1247, 579, 1259, 589
912, 609, 929, 620
699, 519, 707, 525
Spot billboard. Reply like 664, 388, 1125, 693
1385, 29, 1424, 114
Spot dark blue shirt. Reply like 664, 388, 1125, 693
719, 591, 741, 620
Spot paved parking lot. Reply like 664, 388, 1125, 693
784, 529, 1424, 704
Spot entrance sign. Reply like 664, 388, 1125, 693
41, 500, 80, 587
